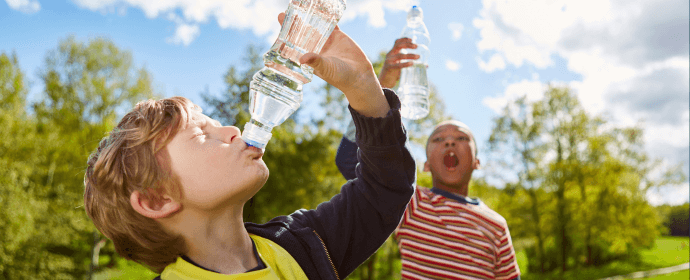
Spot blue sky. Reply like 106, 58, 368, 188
1, 0, 688, 205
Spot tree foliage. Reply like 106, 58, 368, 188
656, 203, 690, 237
487, 86, 684, 274
0, 36, 156, 279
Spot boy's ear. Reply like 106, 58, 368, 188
130, 190, 181, 219
423, 161, 431, 172
473, 158, 481, 170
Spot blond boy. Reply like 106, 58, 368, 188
85, 14, 415, 279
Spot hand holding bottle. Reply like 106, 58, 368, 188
278, 13, 390, 118
378, 38, 419, 89
396, 5, 430, 120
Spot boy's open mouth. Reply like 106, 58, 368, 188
444, 151, 459, 170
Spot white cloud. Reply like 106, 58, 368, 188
340, 0, 416, 27
482, 79, 546, 113
167, 23, 200, 46
445, 60, 460, 71
476, 53, 506, 73
72, 0, 286, 43
6, 0, 40, 14
647, 183, 690, 206
448, 22, 464, 41
474, 0, 690, 205
71, 0, 416, 45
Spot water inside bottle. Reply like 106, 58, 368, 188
243, 0, 345, 149
268, 1, 342, 83
397, 63, 429, 120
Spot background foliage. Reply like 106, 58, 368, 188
0, 37, 686, 280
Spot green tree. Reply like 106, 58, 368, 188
657, 203, 690, 236
0, 52, 51, 278
487, 86, 679, 274
0, 36, 157, 279
488, 96, 549, 272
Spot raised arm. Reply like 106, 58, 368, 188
334, 120, 358, 180
275, 13, 415, 277
335, 38, 418, 180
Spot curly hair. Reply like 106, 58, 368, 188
84, 96, 197, 272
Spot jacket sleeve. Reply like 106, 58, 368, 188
288, 89, 415, 277
335, 136, 358, 180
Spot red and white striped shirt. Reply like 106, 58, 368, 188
395, 186, 520, 280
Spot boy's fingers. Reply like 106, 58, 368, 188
388, 61, 414, 69
299, 53, 322, 70
393, 38, 417, 49
278, 12, 286, 27
395, 37, 413, 45
396, 53, 419, 60
387, 53, 419, 64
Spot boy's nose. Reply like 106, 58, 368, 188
218, 126, 242, 143
444, 138, 456, 147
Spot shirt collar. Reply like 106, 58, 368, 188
430, 187, 480, 205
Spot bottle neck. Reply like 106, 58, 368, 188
407, 18, 423, 25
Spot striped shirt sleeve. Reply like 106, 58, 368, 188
494, 225, 520, 280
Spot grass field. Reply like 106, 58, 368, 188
95, 236, 688, 279
645, 269, 689, 280
94, 257, 157, 280
519, 236, 689, 280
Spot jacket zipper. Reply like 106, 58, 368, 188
313, 230, 340, 280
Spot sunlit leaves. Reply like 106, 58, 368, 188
0, 36, 157, 278
487, 86, 671, 273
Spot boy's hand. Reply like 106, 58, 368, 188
277, 13, 390, 118
378, 38, 418, 89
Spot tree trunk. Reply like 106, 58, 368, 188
367, 254, 376, 280
528, 189, 545, 272
579, 172, 592, 266
556, 140, 568, 273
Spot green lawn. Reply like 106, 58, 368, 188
95, 236, 688, 280
94, 258, 157, 280
519, 236, 689, 280
646, 269, 689, 280
639, 236, 690, 267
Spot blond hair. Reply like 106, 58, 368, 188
84, 96, 196, 272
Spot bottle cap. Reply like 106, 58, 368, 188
408, 5, 423, 20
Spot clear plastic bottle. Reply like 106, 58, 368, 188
242, 0, 346, 149
397, 5, 430, 120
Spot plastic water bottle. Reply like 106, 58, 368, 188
397, 6, 430, 120
242, 0, 346, 149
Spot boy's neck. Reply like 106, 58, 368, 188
171, 206, 258, 275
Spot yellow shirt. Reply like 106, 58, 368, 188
160, 235, 308, 280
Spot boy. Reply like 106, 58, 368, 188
335, 39, 521, 280
84, 13, 415, 279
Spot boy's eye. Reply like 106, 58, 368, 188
193, 132, 206, 138
432, 137, 443, 142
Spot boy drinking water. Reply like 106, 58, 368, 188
84, 13, 415, 279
